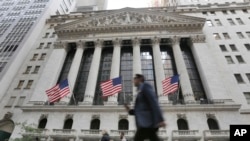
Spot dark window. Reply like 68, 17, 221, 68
141, 39, 156, 92
219, 45, 227, 52
236, 55, 245, 63
234, 74, 244, 83
207, 118, 219, 130
246, 73, 250, 82
90, 119, 100, 130
94, 47, 113, 105
244, 44, 250, 51
181, 38, 206, 101
222, 10, 228, 15
177, 119, 189, 130
225, 56, 234, 64
119, 43, 133, 105
160, 44, 177, 77
63, 119, 73, 129
72, 48, 94, 104
230, 10, 236, 14
57, 43, 76, 83
118, 119, 129, 130
38, 118, 47, 129
229, 44, 237, 51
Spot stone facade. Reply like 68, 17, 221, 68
1, 2, 250, 141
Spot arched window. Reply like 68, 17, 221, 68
38, 118, 47, 129
207, 118, 219, 130
118, 119, 129, 130
90, 119, 100, 130
63, 119, 73, 129
177, 119, 189, 130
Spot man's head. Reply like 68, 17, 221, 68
133, 74, 145, 87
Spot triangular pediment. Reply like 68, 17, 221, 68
55, 7, 205, 35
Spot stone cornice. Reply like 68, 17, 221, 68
21, 104, 241, 113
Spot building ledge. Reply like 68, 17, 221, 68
203, 130, 229, 140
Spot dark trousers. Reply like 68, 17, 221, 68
134, 128, 160, 141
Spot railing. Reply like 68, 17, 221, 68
171, 99, 227, 105
204, 130, 229, 139
158, 130, 167, 136
22, 129, 49, 137
52, 129, 76, 134
110, 130, 136, 136
172, 130, 201, 139
81, 129, 101, 135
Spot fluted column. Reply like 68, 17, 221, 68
171, 37, 195, 102
151, 37, 169, 103
60, 41, 85, 104
107, 38, 121, 105
82, 39, 103, 105
132, 37, 142, 101
30, 41, 68, 102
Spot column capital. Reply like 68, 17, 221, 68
94, 39, 104, 47
112, 38, 122, 47
190, 35, 206, 43
132, 37, 141, 46
170, 36, 181, 45
76, 40, 85, 49
151, 36, 161, 45
54, 41, 68, 49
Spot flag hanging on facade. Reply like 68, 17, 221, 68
162, 75, 179, 95
101, 76, 122, 97
46, 79, 70, 103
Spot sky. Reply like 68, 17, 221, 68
107, 0, 151, 10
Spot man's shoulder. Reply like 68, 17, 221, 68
142, 82, 152, 89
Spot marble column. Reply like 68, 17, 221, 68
107, 38, 121, 105
60, 41, 85, 104
171, 37, 195, 102
151, 37, 169, 103
30, 41, 68, 103
132, 37, 142, 101
82, 39, 103, 105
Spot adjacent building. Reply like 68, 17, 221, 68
1, 0, 250, 141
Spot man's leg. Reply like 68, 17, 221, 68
134, 128, 146, 141
148, 128, 160, 141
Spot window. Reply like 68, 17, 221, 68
245, 44, 250, 51
222, 10, 228, 15
246, 32, 250, 38
229, 44, 237, 51
207, 118, 219, 130
50, 32, 56, 38
15, 96, 25, 107
16, 80, 24, 89
223, 33, 230, 39
213, 33, 221, 40
39, 53, 46, 60
43, 33, 49, 38
236, 55, 245, 63
6, 97, 16, 107
25, 80, 33, 89
234, 74, 244, 83
206, 20, 213, 27
230, 10, 236, 14
210, 11, 215, 15
237, 32, 245, 39
246, 73, 250, 82
219, 45, 227, 52
90, 119, 100, 130
38, 118, 47, 129
242, 9, 248, 13
243, 92, 250, 104
63, 119, 73, 129
225, 56, 234, 64
38, 43, 44, 49
45, 42, 52, 48
236, 18, 244, 25
118, 119, 129, 130
177, 119, 189, 130
227, 18, 235, 25
202, 11, 207, 15
214, 19, 222, 26
31, 54, 38, 61
33, 66, 40, 73
24, 66, 32, 74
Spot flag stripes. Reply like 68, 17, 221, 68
162, 75, 179, 95
101, 76, 122, 97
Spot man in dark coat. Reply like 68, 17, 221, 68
101, 130, 110, 141
124, 74, 166, 141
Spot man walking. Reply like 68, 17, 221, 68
124, 74, 166, 141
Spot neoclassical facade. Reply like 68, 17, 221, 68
1, 3, 250, 141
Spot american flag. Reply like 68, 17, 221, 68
100, 76, 122, 97
46, 79, 70, 103
162, 75, 179, 95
